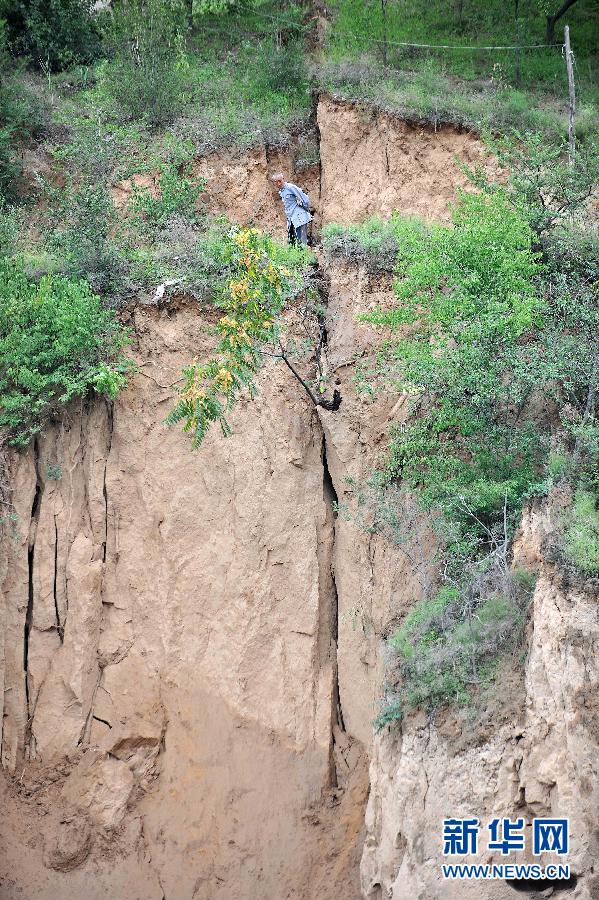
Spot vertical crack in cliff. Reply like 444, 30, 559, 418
312, 90, 323, 210
24, 439, 44, 720
53, 516, 63, 643
321, 434, 346, 736
102, 401, 114, 564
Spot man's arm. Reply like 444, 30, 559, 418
288, 184, 311, 208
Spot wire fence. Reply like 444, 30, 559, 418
225, 7, 564, 51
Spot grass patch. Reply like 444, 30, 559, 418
562, 490, 599, 576
326, 0, 598, 101
377, 568, 534, 726
322, 217, 400, 271
315, 57, 572, 135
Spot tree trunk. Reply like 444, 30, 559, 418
545, 0, 579, 45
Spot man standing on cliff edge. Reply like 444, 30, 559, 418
270, 173, 312, 246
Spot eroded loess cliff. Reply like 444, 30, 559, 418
1, 96, 596, 900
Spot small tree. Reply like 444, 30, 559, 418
536, 0, 580, 44
103, 0, 188, 125
168, 227, 340, 449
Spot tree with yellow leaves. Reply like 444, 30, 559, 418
167, 226, 340, 449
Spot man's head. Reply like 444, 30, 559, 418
270, 173, 286, 190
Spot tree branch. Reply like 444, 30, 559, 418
546, 0, 579, 44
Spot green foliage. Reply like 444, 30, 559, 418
195, 0, 258, 13
376, 562, 534, 725
37, 118, 156, 296
0, 0, 100, 72
361, 192, 547, 563
0, 259, 133, 446
251, 37, 307, 99
167, 226, 308, 447
102, 0, 188, 125
0, 53, 21, 200
178, 25, 309, 152
471, 131, 599, 234
326, 0, 598, 115
45, 180, 130, 295
562, 490, 599, 576
0, 18, 45, 200
30, 3, 310, 158
0, 0, 99, 71
130, 161, 205, 228
322, 217, 400, 272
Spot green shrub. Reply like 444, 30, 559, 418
562, 490, 599, 576
45, 181, 131, 295
130, 161, 205, 228
361, 192, 546, 565
0, 18, 45, 200
473, 132, 599, 234
248, 38, 307, 103
0, 0, 99, 71
102, 0, 188, 125
0, 259, 133, 445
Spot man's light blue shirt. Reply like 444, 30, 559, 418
279, 182, 312, 228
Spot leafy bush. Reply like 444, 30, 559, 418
102, 0, 188, 125
130, 161, 205, 228
361, 192, 546, 565
0, 0, 99, 71
45, 181, 131, 295
562, 490, 599, 576
322, 217, 400, 272
0, 259, 132, 445
167, 226, 310, 447
249, 38, 307, 103
471, 132, 599, 234
195, 0, 258, 12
